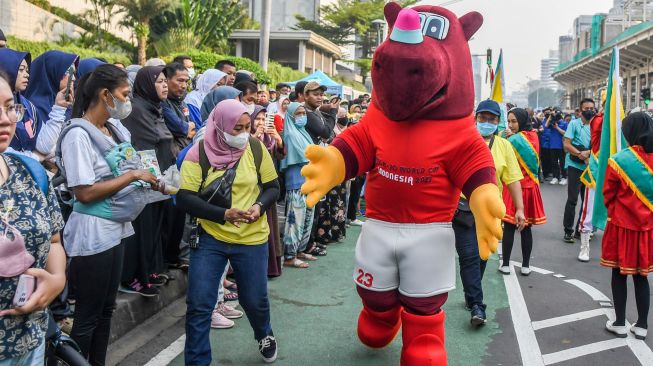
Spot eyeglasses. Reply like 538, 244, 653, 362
0, 104, 25, 123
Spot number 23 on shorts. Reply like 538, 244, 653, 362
356, 268, 374, 288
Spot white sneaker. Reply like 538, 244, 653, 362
350, 219, 364, 226
606, 321, 628, 338
631, 324, 648, 340
498, 266, 510, 275
211, 310, 235, 329
559, 178, 568, 185
216, 302, 243, 319
549, 178, 559, 185
520, 267, 531, 276
578, 233, 590, 262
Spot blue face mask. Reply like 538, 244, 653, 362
295, 115, 307, 128
476, 122, 498, 137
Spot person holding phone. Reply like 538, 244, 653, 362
0, 71, 67, 366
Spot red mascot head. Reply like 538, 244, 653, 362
371, 2, 483, 121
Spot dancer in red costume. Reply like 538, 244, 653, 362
300, 3, 505, 365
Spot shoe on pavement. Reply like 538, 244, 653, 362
520, 266, 531, 276
549, 178, 559, 185
578, 233, 590, 262
470, 305, 487, 326
120, 280, 159, 297
606, 321, 628, 338
564, 233, 575, 243
559, 178, 568, 185
574, 231, 581, 239
149, 274, 167, 287
498, 266, 510, 275
216, 302, 243, 319
350, 219, 364, 226
211, 310, 235, 329
631, 324, 648, 340
259, 335, 278, 363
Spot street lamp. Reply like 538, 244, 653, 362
372, 19, 385, 48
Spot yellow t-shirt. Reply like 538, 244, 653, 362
180, 140, 278, 245
489, 136, 523, 191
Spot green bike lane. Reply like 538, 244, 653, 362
169, 225, 510, 366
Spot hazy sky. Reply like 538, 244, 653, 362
415, 0, 615, 96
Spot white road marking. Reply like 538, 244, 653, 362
531, 309, 606, 331
541, 338, 628, 365
502, 262, 545, 366
602, 308, 653, 365
553, 274, 566, 278
143, 334, 186, 366
600, 301, 613, 308
563, 279, 612, 302
509, 260, 554, 274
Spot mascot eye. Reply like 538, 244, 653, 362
418, 13, 450, 40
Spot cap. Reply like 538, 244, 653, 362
304, 80, 327, 93
475, 99, 501, 116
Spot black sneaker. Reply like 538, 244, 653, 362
149, 274, 167, 287
563, 233, 575, 243
120, 280, 160, 297
470, 305, 487, 326
574, 231, 581, 239
258, 335, 277, 363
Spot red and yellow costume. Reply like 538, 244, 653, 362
300, 4, 505, 365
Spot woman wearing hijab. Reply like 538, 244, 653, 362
200, 86, 242, 123
499, 108, 546, 276
250, 105, 285, 277
177, 99, 280, 363
280, 102, 320, 268
0, 48, 41, 161
125, 64, 142, 96
117, 66, 174, 297
602, 112, 653, 340
185, 69, 227, 127
273, 96, 289, 133
25, 50, 79, 158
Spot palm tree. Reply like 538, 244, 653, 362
114, 0, 176, 65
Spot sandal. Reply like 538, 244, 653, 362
284, 258, 310, 268
298, 253, 318, 261
224, 289, 239, 301
307, 246, 327, 256
224, 280, 238, 292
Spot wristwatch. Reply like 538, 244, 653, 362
254, 201, 264, 209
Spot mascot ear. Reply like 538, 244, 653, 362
459, 11, 483, 41
384, 2, 403, 30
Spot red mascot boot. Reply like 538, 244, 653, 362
400, 309, 447, 366
357, 305, 402, 348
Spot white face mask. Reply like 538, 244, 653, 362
187, 68, 196, 79
243, 102, 255, 115
106, 93, 132, 120
223, 131, 249, 149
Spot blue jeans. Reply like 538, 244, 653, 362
452, 221, 487, 310
0, 339, 45, 366
184, 234, 273, 366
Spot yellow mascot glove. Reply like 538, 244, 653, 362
469, 183, 506, 260
300, 145, 346, 208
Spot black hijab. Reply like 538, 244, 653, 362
509, 107, 532, 132
133, 66, 164, 103
622, 112, 653, 153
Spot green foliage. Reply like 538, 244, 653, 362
7, 36, 131, 65
267, 62, 308, 86
114, 0, 176, 63
24, 0, 134, 53
332, 75, 367, 92
164, 50, 272, 85
150, 0, 254, 55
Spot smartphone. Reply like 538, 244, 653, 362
64, 65, 75, 102
265, 113, 275, 130
12, 274, 35, 307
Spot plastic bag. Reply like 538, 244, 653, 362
161, 165, 181, 195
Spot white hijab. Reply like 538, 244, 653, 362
184, 69, 227, 108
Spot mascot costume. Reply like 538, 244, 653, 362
301, 3, 505, 365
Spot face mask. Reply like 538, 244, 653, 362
223, 131, 249, 149
187, 68, 196, 79
242, 102, 255, 115
106, 93, 132, 120
476, 122, 498, 137
295, 115, 307, 128
0, 217, 34, 278
581, 109, 596, 121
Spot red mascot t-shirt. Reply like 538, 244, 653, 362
338, 104, 494, 224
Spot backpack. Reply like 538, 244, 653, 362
5, 153, 49, 195
54, 118, 148, 223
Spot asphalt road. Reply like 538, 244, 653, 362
113, 183, 653, 366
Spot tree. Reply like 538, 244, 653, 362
82, 0, 118, 50
150, 0, 255, 55
114, 0, 176, 65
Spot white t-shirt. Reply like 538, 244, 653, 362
61, 126, 134, 257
